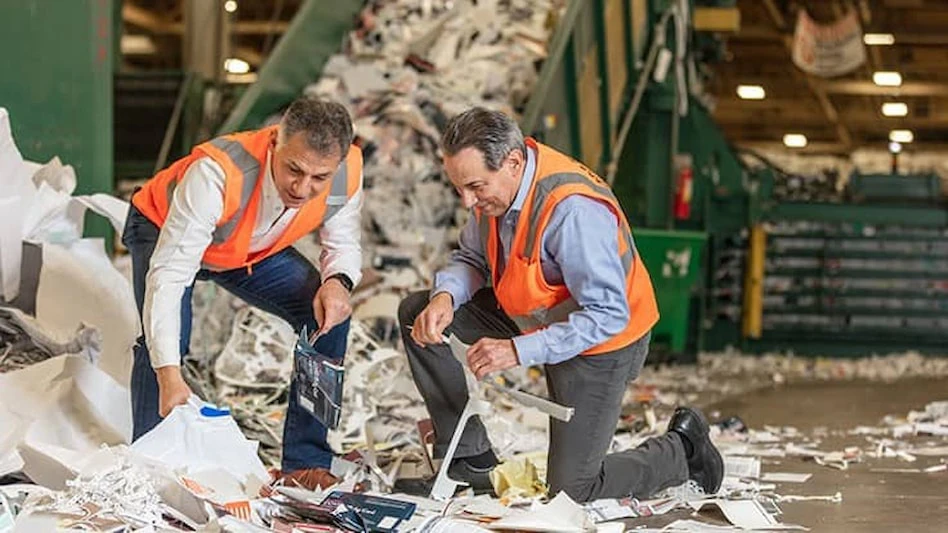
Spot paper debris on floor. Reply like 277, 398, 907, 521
0, 354, 131, 489
488, 457, 546, 501
760, 473, 812, 483
724, 456, 761, 479
486, 492, 594, 532
660, 518, 764, 532
583, 498, 638, 523
689, 499, 805, 530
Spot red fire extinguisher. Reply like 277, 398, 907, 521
673, 154, 693, 220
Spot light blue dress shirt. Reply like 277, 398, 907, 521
433, 146, 632, 366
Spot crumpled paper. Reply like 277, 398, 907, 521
489, 458, 546, 501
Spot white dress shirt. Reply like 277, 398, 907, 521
143, 151, 363, 369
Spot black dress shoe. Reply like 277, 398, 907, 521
392, 459, 495, 496
668, 406, 724, 494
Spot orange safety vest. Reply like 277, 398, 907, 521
476, 139, 659, 355
132, 126, 362, 271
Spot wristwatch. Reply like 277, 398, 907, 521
325, 272, 354, 292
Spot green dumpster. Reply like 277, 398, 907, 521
634, 229, 708, 353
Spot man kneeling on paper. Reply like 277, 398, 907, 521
397, 108, 724, 502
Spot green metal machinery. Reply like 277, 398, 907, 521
0, 0, 115, 243
711, 176, 948, 357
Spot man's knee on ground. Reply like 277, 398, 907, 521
397, 290, 429, 327
549, 474, 599, 504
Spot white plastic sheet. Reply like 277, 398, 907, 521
130, 399, 269, 499
35, 240, 139, 386
0, 108, 34, 303
0, 106, 136, 386
0, 355, 131, 489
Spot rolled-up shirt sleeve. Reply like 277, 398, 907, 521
432, 213, 490, 309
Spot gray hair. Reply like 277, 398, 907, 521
441, 108, 526, 171
280, 97, 353, 158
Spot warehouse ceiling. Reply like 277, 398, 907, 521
713, 0, 948, 154
120, 0, 948, 156
120, 0, 303, 70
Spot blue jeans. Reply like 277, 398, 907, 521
122, 203, 349, 471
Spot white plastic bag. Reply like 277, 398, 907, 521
130, 397, 268, 498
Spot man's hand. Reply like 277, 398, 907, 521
467, 338, 519, 380
313, 277, 353, 337
156, 366, 192, 417
411, 292, 454, 347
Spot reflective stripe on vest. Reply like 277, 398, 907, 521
479, 170, 637, 333
207, 137, 263, 244
522, 172, 634, 273
324, 158, 350, 222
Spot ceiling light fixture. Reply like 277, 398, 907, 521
864, 33, 895, 46
737, 85, 766, 100
889, 129, 914, 143
783, 134, 808, 148
881, 102, 908, 117
224, 58, 250, 74
873, 71, 903, 87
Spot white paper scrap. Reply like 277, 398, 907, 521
688, 499, 808, 530
584, 499, 637, 523
910, 446, 948, 456
724, 456, 761, 479
761, 473, 813, 483
662, 519, 741, 532
915, 423, 948, 437
775, 492, 842, 504
596, 523, 626, 533
488, 492, 594, 532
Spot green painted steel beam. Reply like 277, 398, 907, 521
767, 268, 948, 280
521, 0, 587, 137
771, 288, 948, 300
563, 39, 583, 160
769, 202, 948, 227
218, 0, 366, 134
0, 0, 114, 243
768, 249, 948, 260
746, 338, 948, 357
593, 0, 613, 171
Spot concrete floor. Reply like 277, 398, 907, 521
634, 378, 948, 533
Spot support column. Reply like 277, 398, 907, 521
183, 0, 230, 82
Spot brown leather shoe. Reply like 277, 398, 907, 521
261, 467, 339, 497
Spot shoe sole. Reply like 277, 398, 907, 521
705, 435, 724, 494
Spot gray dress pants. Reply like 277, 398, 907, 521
398, 288, 689, 502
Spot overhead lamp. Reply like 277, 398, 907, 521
120, 35, 156, 55
881, 102, 908, 117
864, 33, 895, 46
873, 71, 902, 87
783, 134, 808, 148
736, 85, 766, 100
889, 141, 903, 154
889, 129, 914, 143
224, 0, 238, 13
224, 58, 250, 74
